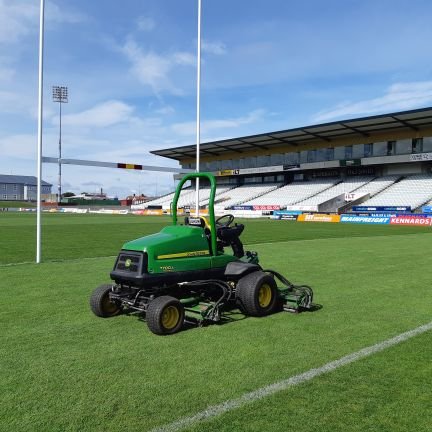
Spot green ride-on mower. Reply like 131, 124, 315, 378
90, 172, 313, 335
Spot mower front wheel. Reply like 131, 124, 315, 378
90, 284, 122, 318
146, 296, 185, 335
236, 271, 278, 317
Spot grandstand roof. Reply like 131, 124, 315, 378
152, 106, 432, 160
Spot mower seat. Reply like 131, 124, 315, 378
216, 223, 244, 242
217, 224, 245, 258
185, 216, 213, 251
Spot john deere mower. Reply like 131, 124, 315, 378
90, 172, 313, 335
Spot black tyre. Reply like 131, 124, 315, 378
90, 284, 122, 318
146, 296, 185, 335
236, 271, 278, 317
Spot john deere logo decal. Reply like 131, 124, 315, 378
125, 258, 132, 268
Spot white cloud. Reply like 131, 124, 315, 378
0, 134, 36, 159
155, 105, 175, 115
46, 2, 86, 24
122, 39, 172, 92
171, 109, 266, 136
0, 90, 35, 116
173, 52, 196, 66
121, 38, 196, 94
0, 66, 14, 82
81, 181, 103, 187
0, 0, 38, 43
60, 100, 135, 128
202, 40, 227, 55
137, 16, 155, 32
313, 81, 432, 123
0, 0, 85, 44
116, 38, 224, 98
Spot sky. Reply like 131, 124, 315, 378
2, 0, 432, 198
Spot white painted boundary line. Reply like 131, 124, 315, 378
150, 321, 432, 432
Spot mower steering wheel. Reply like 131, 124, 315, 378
215, 214, 235, 228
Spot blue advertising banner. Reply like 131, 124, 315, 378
273, 210, 303, 216
369, 213, 396, 217
402, 213, 432, 218
280, 214, 298, 221
422, 206, 432, 213
231, 205, 254, 210
340, 215, 390, 224
352, 206, 411, 212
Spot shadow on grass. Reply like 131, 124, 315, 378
305, 303, 323, 313
129, 303, 322, 335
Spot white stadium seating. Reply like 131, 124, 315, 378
133, 186, 231, 210
348, 175, 400, 198
243, 179, 337, 207
295, 176, 373, 206
133, 174, 431, 213
361, 174, 432, 209
212, 183, 280, 209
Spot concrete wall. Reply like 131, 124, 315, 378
383, 163, 422, 175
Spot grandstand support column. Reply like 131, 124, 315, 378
195, 0, 202, 216
36, 0, 45, 264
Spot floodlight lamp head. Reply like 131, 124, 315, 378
52, 85, 69, 103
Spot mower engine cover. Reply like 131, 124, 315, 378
110, 223, 239, 287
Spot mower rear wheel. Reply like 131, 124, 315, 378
146, 296, 185, 335
90, 284, 122, 318
236, 271, 278, 317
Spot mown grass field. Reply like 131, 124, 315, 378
1, 212, 431, 431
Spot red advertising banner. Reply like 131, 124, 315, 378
390, 216, 432, 226
253, 205, 281, 210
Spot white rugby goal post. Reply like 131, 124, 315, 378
35, 0, 203, 263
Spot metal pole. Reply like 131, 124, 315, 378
36, 0, 45, 264
195, 0, 202, 216
58, 101, 62, 203
53, 86, 68, 203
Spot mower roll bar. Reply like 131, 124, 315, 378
172, 172, 218, 257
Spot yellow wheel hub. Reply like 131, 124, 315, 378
162, 306, 180, 330
258, 284, 272, 308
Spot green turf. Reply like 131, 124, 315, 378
188, 331, 432, 432
1, 216, 431, 431
1, 212, 432, 264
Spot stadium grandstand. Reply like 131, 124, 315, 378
132, 107, 432, 215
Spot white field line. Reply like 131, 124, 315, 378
150, 321, 432, 432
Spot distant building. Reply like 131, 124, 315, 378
0, 175, 52, 201
121, 194, 152, 206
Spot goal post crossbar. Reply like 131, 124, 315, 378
42, 157, 194, 174
36, 156, 193, 263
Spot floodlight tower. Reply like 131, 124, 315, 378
52, 85, 68, 203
